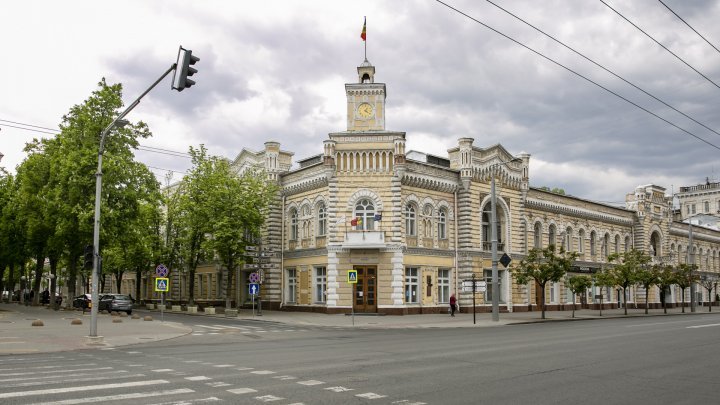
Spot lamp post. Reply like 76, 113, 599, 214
20, 276, 27, 305
688, 221, 696, 312
489, 158, 521, 322
88, 61, 182, 340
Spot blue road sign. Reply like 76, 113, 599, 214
155, 277, 169, 292
156, 264, 169, 278
249, 283, 259, 295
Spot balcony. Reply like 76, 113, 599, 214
482, 242, 505, 251
342, 231, 386, 249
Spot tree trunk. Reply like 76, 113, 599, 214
572, 292, 576, 318
135, 268, 142, 302
623, 287, 628, 315
225, 257, 234, 309
49, 256, 58, 310
540, 282, 546, 319
0, 262, 5, 298
115, 270, 124, 293
32, 251, 44, 305
681, 289, 686, 313
645, 285, 649, 315
8, 263, 16, 301
67, 256, 78, 301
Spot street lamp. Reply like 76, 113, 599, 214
489, 158, 522, 322
90, 117, 130, 339
20, 276, 27, 305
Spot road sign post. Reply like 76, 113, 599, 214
348, 270, 358, 326
155, 277, 169, 322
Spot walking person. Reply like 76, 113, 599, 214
449, 294, 457, 317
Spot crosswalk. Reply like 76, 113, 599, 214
190, 323, 348, 336
0, 353, 428, 404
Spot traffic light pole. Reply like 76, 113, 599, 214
89, 64, 177, 340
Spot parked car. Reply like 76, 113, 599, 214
99, 293, 133, 315
72, 294, 92, 310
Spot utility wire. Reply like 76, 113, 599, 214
600, 0, 720, 91
434, 0, 720, 151
658, 0, 720, 56
0, 118, 192, 158
485, 0, 720, 139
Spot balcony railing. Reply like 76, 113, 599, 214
482, 242, 505, 251
342, 230, 386, 249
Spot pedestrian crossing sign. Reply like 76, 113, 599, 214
155, 277, 169, 292
347, 270, 358, 284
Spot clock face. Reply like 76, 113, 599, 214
357, 103, 374, 118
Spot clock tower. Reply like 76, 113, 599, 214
346, 59, 386, 131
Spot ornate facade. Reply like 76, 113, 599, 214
127, 59, 720, 314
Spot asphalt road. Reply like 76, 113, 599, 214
1, 313, 718, 404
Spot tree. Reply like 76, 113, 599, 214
170, 146, 216, 307
699, 275, 717, 313
608, 249, 651, 315
205, 166, 278, 309
514, 245, 578, 319
566, 275, 592, 318
654, 264, 676, 314
593, 270, 615, 316
675, 263, 698, 313
45, 78, 152, 299
635, 264, 659, 315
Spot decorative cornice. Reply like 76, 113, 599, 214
284, 248, 328, 259
405, 248, 456, 257
526, 198, 633, 226
401, 173, 458, 193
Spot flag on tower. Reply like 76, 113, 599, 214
361, 17, 366, 41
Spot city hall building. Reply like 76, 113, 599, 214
129, 59, 720, 314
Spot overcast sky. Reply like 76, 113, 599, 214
2, 0, 719, 206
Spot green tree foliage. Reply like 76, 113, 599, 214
514, 245, 578, 319
698, 275, 717, 313
593, 270, 615, 316
538, 186, 566, 195
608, 249, 651, 315
635, 263, 659, 315
205, 165, 278, 309
169, 146, 217, 307
654, 264, 676, 314
675, 263, 698, 313
566, 275, 592, 318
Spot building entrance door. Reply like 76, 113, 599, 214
353, 266, 377, 313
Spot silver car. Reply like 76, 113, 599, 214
99, 294, 133, 315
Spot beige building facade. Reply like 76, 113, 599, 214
122, 59, 720, 314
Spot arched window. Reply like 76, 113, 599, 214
614, 235, 620, 253
317, 202, 327, 236
590, 231, 597, 257
301, 205, 311, 239
602, 233, 610, 258
548, 225, 556, 248
354, 198, 375, 231
624, 235, 631, 252
578, 229, 585, 253
405, 204, 416, 236
290, 208, 298, 240
437, 208, 447, 240
423, 204, 433, 238
534, 223, 542, 249
565, 227, 572, 251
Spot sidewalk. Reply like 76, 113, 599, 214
2, 302, 717, 355
0, 303, 191, 355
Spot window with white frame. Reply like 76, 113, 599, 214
286, 268, 297, 303
705, 201, 710, 213
405, 204, 417, 236
317, 203, 327, 236
438, 208, 447, 240
550, 282, 558, 303
405, 267, 419, 303
314, 266, 326, 303
438, 268, 450, 303
692, 204, 696, 214
198, 274, 204, 297
483, 269, 506, 303
290, 208, 298, 240
354, 198, 375, 231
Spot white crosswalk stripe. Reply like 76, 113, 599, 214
26, 388, 194, 405
0, 379, 169, 399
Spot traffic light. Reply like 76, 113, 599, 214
172, 46, 200, 92
84, 245, 94, 270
